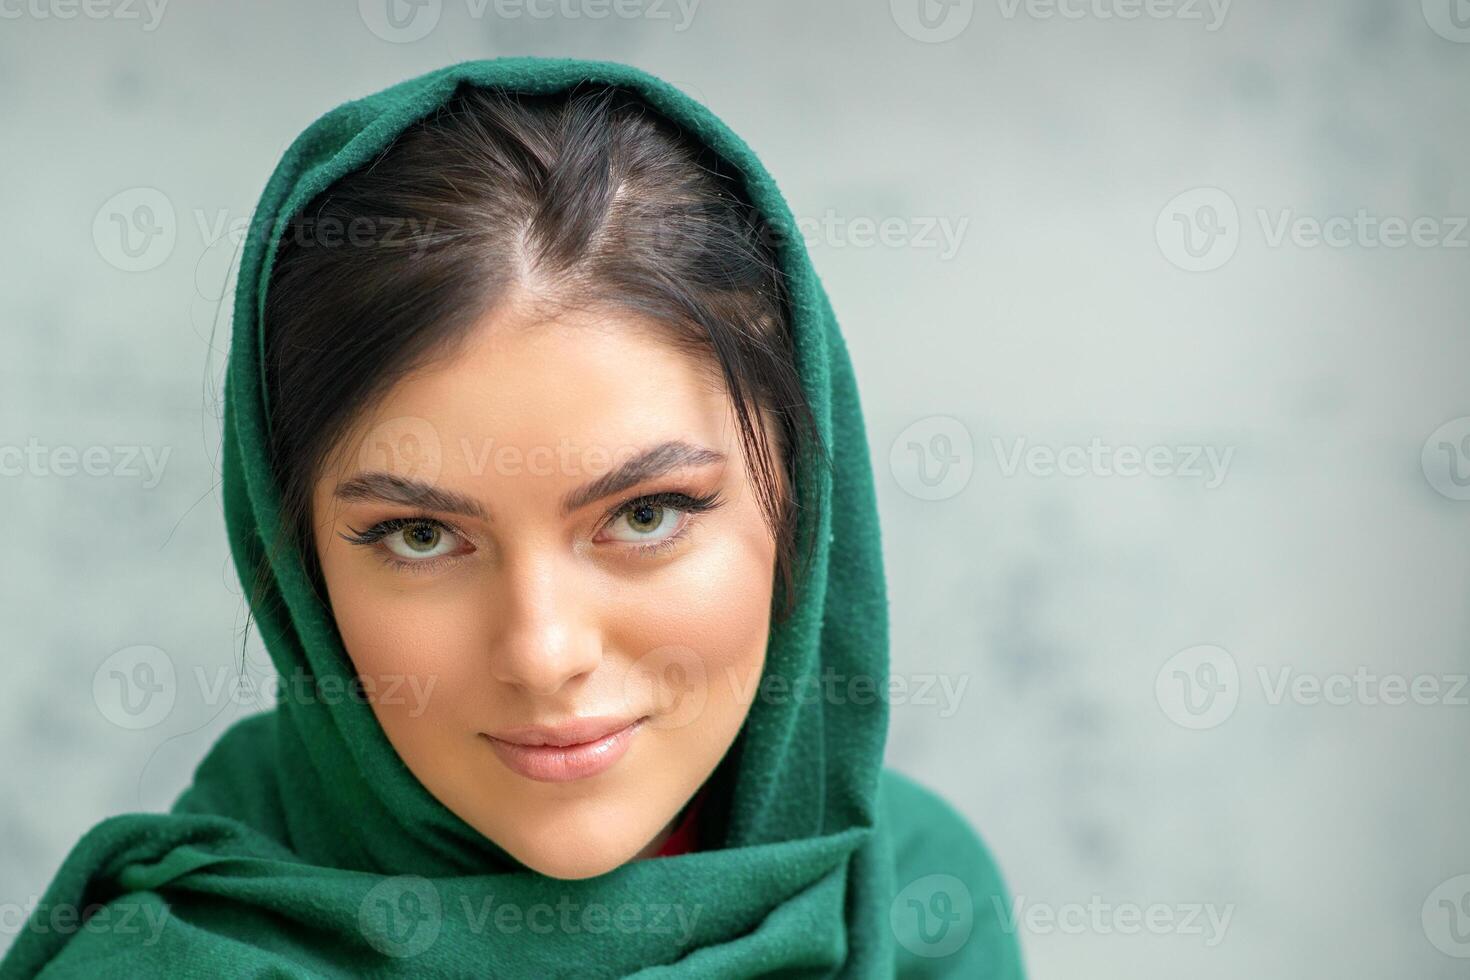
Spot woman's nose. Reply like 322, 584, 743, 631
487, 553, 603, 696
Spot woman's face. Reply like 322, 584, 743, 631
310, 294, 780, 879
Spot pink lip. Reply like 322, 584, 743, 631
481, 716, 647, 783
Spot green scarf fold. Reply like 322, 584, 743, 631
3, 58, 1024, 978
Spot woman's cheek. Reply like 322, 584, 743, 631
328, 572, 488, 726
613, 520, 774, 731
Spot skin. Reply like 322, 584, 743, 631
310, 290, 782, 879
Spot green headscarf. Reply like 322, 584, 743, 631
3, 58, 1024, 978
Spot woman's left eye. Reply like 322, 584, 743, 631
602, 500, 684, 544
599, 491, 723, 550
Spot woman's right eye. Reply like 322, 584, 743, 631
341, 518, 469, 566
382, 521, 460, 561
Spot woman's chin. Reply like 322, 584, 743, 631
498, 834, 642, 880
480, 810, 665, 880
517, 853, 625, 880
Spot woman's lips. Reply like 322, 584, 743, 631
481, 716, 648, 783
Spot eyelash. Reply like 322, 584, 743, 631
603, 489, 724, 558
339, 488, 725, 572
339, 516, 465, 573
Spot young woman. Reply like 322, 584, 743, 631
3, 58, 1024, 978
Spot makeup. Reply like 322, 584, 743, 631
481, 716, 649, 783
314, 300, 779, 879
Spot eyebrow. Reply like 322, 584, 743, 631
334, 471, 487, 519
332, 440, 727, 520
558, 440, 726, 516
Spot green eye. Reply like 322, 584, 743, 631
383, 521, 456, 560
340, 516, 469, 568
604, 500, 682, 544
402, 523, 440, 552
626, 503, 664, 534
597, 490, 725, 552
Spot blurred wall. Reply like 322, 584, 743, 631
2, 1, 1467, 976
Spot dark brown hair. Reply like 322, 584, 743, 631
261, 82, 825, 621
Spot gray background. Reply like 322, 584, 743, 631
3, 1, 1468, 976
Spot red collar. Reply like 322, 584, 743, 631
653, 785, 708, 858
